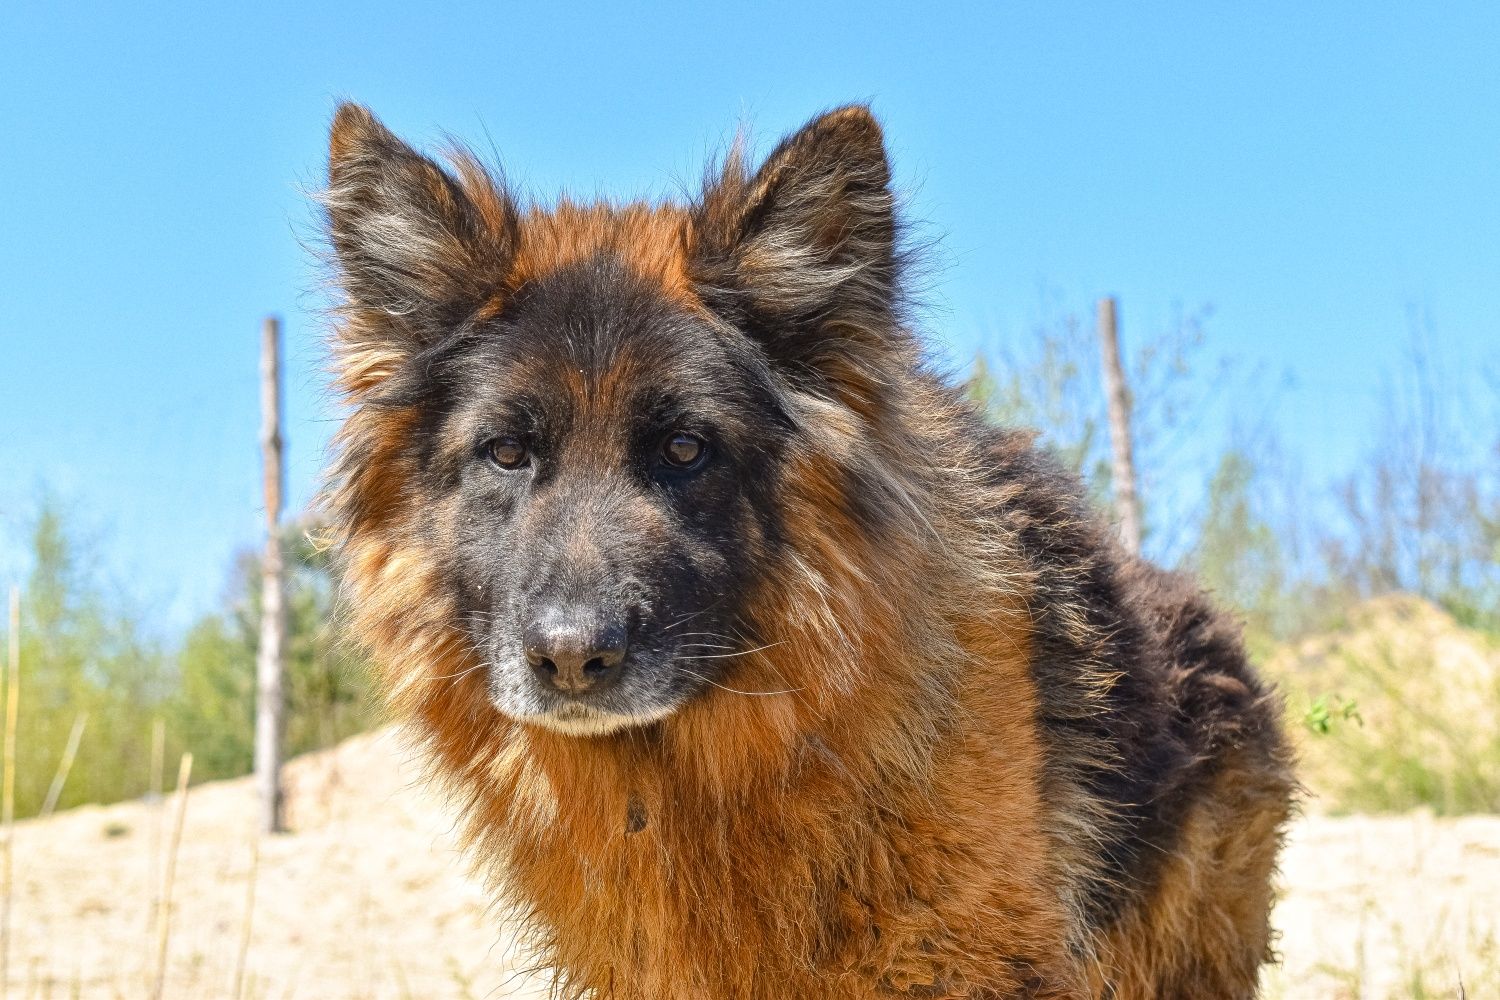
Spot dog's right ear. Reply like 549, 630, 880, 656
324, 103, 517, 387
691, 106, 905, 406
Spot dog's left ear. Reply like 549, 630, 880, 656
693, 106, 904, 389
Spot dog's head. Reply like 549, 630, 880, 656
324, 104, 913, 737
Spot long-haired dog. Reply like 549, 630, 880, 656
320, 102, 1294, 999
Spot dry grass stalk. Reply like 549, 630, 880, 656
231, 833, 260, 1000
145, 717, 164, 936
2, 586, 19, 1000
39, 712, 88, 819
150, 753, 193, 1000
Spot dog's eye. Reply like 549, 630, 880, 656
485, 436, 529, 469
661, 432, 706, 469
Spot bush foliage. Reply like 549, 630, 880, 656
3, 503, 378, 818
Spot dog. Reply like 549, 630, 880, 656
320, 102, 1294, 999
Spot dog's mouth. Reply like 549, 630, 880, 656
527, 698, 679, 737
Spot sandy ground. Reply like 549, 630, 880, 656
6, 731, 1498, 1000
1265, 812, 1499, 998
6, 730, 549, 1000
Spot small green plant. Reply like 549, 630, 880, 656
1304, 693, 1363, 736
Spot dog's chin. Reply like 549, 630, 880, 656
521, 699, 679, 738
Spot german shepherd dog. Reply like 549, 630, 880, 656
322, 103, 1294, 999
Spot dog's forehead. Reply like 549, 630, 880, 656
496, 255, 728, 401
454, 264, 729, 438
448, 201, 765, 429
508, 201, 697, 305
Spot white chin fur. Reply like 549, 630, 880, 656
526, 701, 677, 737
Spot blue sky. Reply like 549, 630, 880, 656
2, 1, 1497, 632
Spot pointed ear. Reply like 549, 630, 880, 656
692, 105, 904, 385
324, 103, 517, 367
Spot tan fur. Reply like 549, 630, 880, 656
1091, 759, 1292, 999
510, 202, 697, 307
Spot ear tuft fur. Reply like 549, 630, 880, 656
692, 105, 905, 387
324, 103, 517, 374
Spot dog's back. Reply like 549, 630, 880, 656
982, 428, 1293, 994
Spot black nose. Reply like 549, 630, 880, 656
523, 611, 628, 696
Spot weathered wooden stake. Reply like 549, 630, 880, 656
1097, 297, 1143, 555
255, 315, 287, 834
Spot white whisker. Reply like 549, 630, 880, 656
676, 668, 803, 698
674, 641, 784, 661
427, 662, 488, 682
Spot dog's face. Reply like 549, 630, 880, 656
414, 260, 793, 735
325, 105, 903, 735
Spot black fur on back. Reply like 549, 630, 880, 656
978, 424, 1290, 927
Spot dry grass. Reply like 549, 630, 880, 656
151, 753, 193, 1000
1255, 594, 1500, 997
38, 712, 88, 819
1264, 593, 1500, 815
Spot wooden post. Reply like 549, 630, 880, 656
1097, 297, 1142, 555
254, 316, 287, 834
